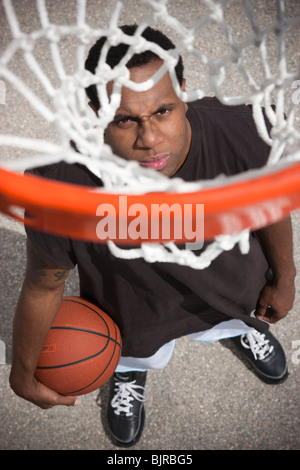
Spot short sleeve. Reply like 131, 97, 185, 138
25, 226, 77, 269
23, 160, 101, 269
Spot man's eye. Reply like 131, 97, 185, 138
156, 108, 171, 116
115, 118, 134, 127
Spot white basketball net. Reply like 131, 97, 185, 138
0, 0, 299, 269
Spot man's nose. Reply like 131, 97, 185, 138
135, 119, 163, 149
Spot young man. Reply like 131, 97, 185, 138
9, 26, 296, 447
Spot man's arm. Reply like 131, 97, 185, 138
9, 238, 80, 409
255, 215, 296, 323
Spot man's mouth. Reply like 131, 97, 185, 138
139, 154, 170, 170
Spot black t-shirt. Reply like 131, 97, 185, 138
26, 98, 271, 357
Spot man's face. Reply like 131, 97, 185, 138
104, 60, 191, 178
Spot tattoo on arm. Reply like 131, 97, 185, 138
26, 265, 69, 286
27, 268, 46, 285
26, 239, 69, 286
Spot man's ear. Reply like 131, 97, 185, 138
180, 79, 188, 112
180, 78, 187, 93
88, 101, 99, 116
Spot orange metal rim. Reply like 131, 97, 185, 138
0, 161, 300, 244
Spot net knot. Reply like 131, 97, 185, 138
181, 31, 195, 53
77, 24, 93, 45
45, 25, 61, 43
19, 35, 34, 53
205, 0, 224, 24
108, 28, 126, 47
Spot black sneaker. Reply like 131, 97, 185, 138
232, 330, 288, 384
107, 371, 147, 447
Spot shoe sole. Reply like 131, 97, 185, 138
244, 356, 289, 384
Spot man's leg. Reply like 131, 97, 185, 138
189, 316, 288, 384
107, 340, 175, 447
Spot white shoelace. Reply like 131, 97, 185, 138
241, 331, 274, 360
111, 380, 146, 417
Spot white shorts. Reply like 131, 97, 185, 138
115, 314, 257, 373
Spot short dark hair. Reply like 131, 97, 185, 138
84, 24, 184, 109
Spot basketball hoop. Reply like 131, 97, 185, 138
1, 159, 300, 243
0, 0, 299, 268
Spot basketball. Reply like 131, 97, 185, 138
35, 296, 122, 396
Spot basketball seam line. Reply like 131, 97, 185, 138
60, 346, 121, 395
50, 325, 121, 348
36, 342, 121, 370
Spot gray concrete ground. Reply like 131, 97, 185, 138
0, 0, 299, 451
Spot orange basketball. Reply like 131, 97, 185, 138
35, 296, 122, 396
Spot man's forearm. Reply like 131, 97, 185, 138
10, 279, 80, 409
11, 280, 65, 380
255, 215, 296, 322
256, 215, 296, 281
9, 238, 79, 409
